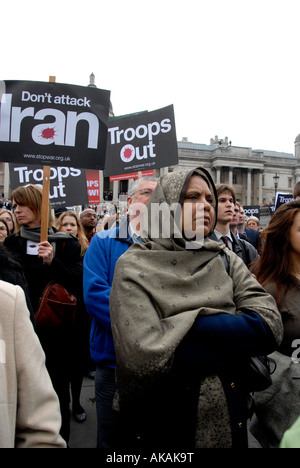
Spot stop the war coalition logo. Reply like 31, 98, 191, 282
104, 105, 178, 176
0, 80, 110, 170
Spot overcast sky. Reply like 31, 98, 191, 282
2, 0, 299, 154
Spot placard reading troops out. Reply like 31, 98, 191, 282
9, 163, 89, 208
275, 192, 294, 211
0, 80, 111, 170
243, 205, 260, 219
104, 105, 178, 177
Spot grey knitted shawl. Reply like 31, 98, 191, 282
110, 168, 283, 413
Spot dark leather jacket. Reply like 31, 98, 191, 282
231, 234, 259, 267
210, 231, 259, 268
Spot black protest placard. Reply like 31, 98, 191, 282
0, 80, 110, 169
9, 163, 89, 208
275, 192, 294, 211
104, 105, 178, 176
243, 205, 260, 219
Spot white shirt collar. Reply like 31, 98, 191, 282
214, 230, 233, 242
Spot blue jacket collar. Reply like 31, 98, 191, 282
116, 217, 133, 245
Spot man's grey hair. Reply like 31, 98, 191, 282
127, 176, 158, 198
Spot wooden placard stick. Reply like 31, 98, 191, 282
40, 75, 56, 242
40, 164, 51, 242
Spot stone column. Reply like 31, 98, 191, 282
247, 169, 251, 205
99, 170, 104, 203
228, 167, 233, 186
216, 167, 221, 184
113, 180, 120, 202
258, 170, 263, 205
160, 167, 168, 176
295, 169, 300, 183
4, 163, 9, 198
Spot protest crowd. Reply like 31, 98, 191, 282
1, 169, 300, 450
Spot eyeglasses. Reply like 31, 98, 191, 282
134, 189, 154, 197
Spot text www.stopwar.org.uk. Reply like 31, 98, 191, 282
23, 154, 71, 163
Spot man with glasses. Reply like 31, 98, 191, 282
80, 208, 98, 244
126, 178, 158, 241
83, 176, 157, 448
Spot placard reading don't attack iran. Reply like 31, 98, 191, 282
0, 80, 111, 170
104, 105, 178, 177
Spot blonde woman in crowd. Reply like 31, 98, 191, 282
0, 208, 16, 234
0, 219, 9, 244
56, 210, 88, 256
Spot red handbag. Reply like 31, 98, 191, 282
35, 281, 77, 328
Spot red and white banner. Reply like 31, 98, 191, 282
86, 169, 100, 204
109, 170, 154, 182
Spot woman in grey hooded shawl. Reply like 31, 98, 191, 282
110, 167, 283, 449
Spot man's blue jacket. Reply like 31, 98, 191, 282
83, 223, 132, 367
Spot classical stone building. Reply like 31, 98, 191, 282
173, 135, 300, 206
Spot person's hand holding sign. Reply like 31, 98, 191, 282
38, 241, 54, 265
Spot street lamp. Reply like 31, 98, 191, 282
273, 173, 280, 201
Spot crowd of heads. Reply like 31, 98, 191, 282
0, 175, 267, 247
2, 174, 300, 253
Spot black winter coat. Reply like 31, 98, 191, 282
4, 232, 83, 313
0, 244, 35, 323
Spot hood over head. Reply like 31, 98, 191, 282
140, 167, 218, 249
